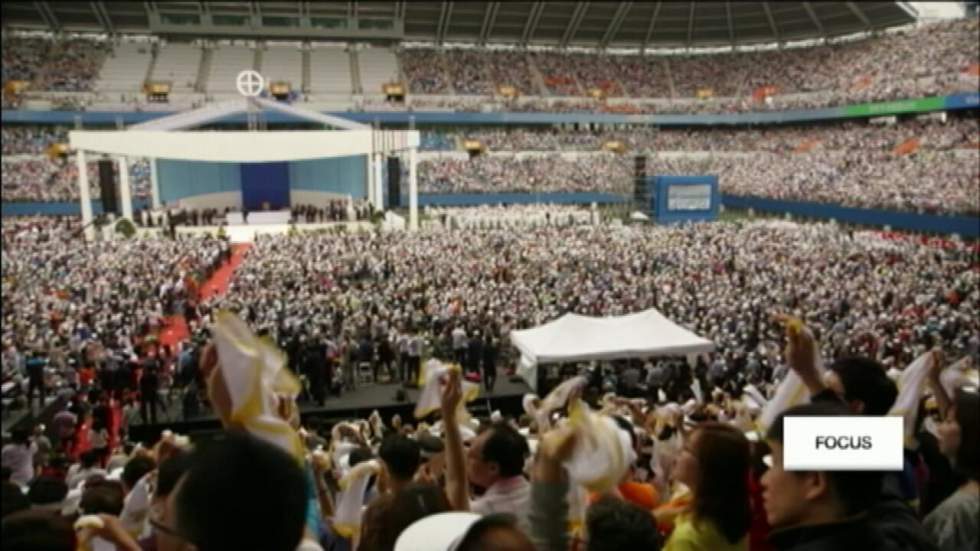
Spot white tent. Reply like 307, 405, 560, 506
510, 308, 715, 391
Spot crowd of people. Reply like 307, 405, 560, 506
2, 213, 978, 550
1, 35, 109, 92
422, 118, 979, 153
292, 201, 373, 224
418, 154, 632, 194
1, 216, 232, 424
2, 126, 71, 156
1, 149, 152, 202
414, 148, 979, 215
648, 151, 980, 216
1, 119, 976, 214
398, 18, 978, 110
427, 204, 594, 230
3, 18, 973, 116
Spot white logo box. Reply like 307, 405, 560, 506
783, 416, 904, 471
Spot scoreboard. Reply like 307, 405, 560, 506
650, 175, 720, 224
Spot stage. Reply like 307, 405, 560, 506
128, 375, 533, 442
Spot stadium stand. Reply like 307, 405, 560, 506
149, 42, 202, 94
308, 45, 354, 95
206, 44, 256, 94
95, 41, 154, 96
357, 46, 401, 95
262, 44, 305, 92
2, 5, 980, 551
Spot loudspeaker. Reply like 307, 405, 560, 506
98, 159, 119, 215
387, 156, 402, 208
633, 155, 648, 208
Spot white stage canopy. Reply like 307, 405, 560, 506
510, 308, 715, 390
66, 78, 421, 240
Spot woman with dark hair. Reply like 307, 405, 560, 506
357, 482, 451, 551
663, 422, 750, 551
923, 387, 979, 551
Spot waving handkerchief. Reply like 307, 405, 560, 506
333, 459, 381, 538
562, 399, 635, 494
940, 356, 977, 397
414, 359, 479, 419
888, 349, 936, 444
210, 310, 304, 462
538, 376, 589, 418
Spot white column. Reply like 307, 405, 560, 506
373, 153, 384, 211
117, 156, 133, 220
364, 153, 375, 209
76, 150, 95, 241
408, 147, 418, 231
150, 158, 161, 209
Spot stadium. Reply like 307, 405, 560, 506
1, 2, 978, 550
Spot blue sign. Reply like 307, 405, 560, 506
652, 175, 720, 224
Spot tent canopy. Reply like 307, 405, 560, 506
511, 308, 714, 368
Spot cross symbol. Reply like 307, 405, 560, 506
236, 70, 265, 97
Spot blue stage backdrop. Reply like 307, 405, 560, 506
651, 175, 720, 224
241, 162, 290, 210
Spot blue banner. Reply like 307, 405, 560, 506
413, 192, 627, 207
4, 93, 976, 128
240, 162, 290, 210
2, 198, 150, 217
722, 195, 979, 238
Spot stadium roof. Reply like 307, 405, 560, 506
2, 2, 919, 49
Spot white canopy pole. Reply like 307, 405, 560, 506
76, 150, 95, 241
374, 153, 384, 211
117, 156, 133, 220
150, 158, 161, 209
408, 147, 418, 231
365, 153, 375, 209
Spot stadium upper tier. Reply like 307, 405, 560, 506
2, 17, 977, 113
3, 118, 977, 215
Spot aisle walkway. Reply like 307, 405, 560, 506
199, 244, 250, 301
158, 244, 251, 348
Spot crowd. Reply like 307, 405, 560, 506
2, 215, 979, 551
292, 201, 373, 224
1, 153, 152, 202
2, 126, 71, 156
1, 18, 976, 118
422, 118, 979, 153
1, 216, 232, 428
398, 18, 979, 110
427, 204, 594, 229
1, 120, 976, 214
414, 147, 979, 215
648, 151, 980, 216
417, 154, 632, 194
2, 35, 110, 92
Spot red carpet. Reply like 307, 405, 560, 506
159, 315, 189, 349
199, 244, 250, 301
157, 244, 251, 349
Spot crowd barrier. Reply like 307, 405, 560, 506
413, 192, 627, 207
1, 198, 150, 217
722, 195, 979, 238
4, 195, 976, 239
3, 92, 976, 127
